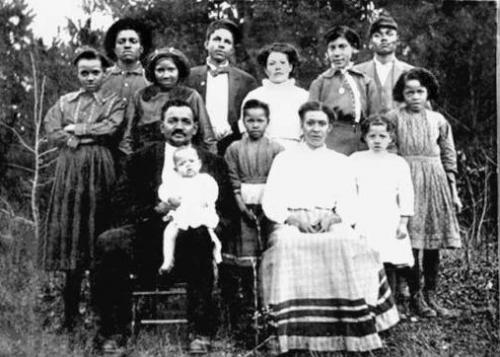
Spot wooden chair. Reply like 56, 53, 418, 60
130, 275, 188, 336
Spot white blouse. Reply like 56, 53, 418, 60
239, 79, 308, 142
262, 143, 357, 226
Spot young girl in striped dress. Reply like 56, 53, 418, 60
387, 67, 462, 317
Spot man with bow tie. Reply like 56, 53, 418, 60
185, 19, 257, 155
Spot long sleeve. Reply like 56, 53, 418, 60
119, 93, 141, 155
262, 152, 289, 224
308, 77, 322, 102
120, 144, 164, 223
334, 159, 358, 227
364, 77, 378, 117
44, 98, 71, 147
189, 91, 217, 153
237, 91, 253, 133
437, 114, 458, 177
72, 94, 125, 137
199, 150, 239, 250
397, 157, 415, 216
223, 142, 242, 194
109, 148, 154, 226
263, 147, 357, 225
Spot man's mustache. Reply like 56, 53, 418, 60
171, 129, 185, 136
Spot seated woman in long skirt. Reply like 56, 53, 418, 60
260, 101, 399, 354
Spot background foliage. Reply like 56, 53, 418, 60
1, 0, 496, 245
0, 1, 497, 355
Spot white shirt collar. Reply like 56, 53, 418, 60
206, 57, 229, 71
262, 78, 296, 88
373, 55, 396, 67
165, 142, 192, 152
300, 141, 328, 152
330, 61, 354, 74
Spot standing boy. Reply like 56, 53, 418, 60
354, 13, 413, 114
101, 18, 153, 155
102, 18, 152, 106
185, 19, 257, 155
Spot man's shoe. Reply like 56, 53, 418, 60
410, 291, 437, 318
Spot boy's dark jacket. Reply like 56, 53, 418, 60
185, 65, 258, 152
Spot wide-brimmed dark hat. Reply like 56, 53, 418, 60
72, 46, 112, 67
144, 47, 191, 83
104, 18, 153, 61
206, 19, 241, 44
369, 14, 398, 36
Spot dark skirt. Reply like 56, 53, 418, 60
237, 204, 268, 259
39, 145, 116, 271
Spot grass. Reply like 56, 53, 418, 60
0, 215, 498, 356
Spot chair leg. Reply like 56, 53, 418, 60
250, 258, 259, 347
131, 295, 139, 337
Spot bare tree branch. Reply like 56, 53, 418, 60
0, 197, 15, 216
37, 179, 55, 187
39, 159, 57, 170
6, 163, 35, 174
0, 121, 36, 153
476, 165, 491, 245
40, 147, 58, 157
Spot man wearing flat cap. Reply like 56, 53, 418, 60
354, 12, 413, 114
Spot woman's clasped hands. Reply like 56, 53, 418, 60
285, 211, 342, 233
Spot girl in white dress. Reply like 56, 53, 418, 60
158, 147, 221, 272
350, 114, 419, 315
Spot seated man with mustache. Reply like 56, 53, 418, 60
92, 99, 237, 354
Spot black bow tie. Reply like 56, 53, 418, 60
208, 66, 229, 77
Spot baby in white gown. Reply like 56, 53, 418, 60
158, 147, 222, 272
